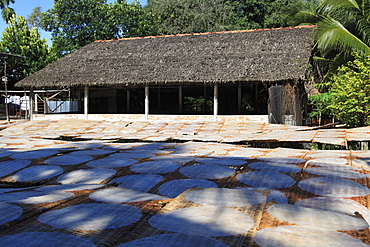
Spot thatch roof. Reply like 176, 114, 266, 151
16, 26, 315, 88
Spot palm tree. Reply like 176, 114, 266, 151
294, 0, 370, 75
0, 0, 15, 23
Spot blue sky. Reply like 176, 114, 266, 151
0, 0, 147, 46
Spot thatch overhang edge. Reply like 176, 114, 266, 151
94, 25, 316, 43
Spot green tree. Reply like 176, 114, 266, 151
111, 0, 155, 38
293, 0, 370, 75
0, 0, 15, 23
147, 0, 238, 34
41, 0, 151, 56
308, 91, 334, 125
26, 6, 43, 29
147, 0, 308, 35
0, 15, 55, 87
326, 53, 370, 127
229, 0, 307, 29
42, 0, 116, 56
263, 0, 306, 28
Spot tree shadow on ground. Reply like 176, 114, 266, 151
0, 141, 369, 246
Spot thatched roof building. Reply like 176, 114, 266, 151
16, 26, 314, 88
14, 25, 315, 125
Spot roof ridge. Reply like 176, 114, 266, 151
94, 25, 316, 43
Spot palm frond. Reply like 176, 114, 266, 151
316, 17, 370, 55
313, 56, 332, 62
317, 0, 360, 16
315, 51, 357, 80
362, 0, 370, 18
0, 0, 15, 10
293, 10, 321, 25
331, 51, 355, 68
357, 18, 370, 46
355, 0, 370, 46
313, 55, 335, 80
290, 0, 321, 25
1, 7, 14, 23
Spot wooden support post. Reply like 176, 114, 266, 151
84, 85, 89, 119
361, 142, 369, 150
144, 84, 149, 120
214, 84, 218, 121
68, 88, 71, 112
44, 97, 49, 114
23, 89, 27, 119
29, 88, 34, 121
34, 93, 38, 114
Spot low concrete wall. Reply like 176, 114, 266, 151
32, 114, 269, 123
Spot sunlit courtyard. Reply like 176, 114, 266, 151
0, 119, 369, 246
